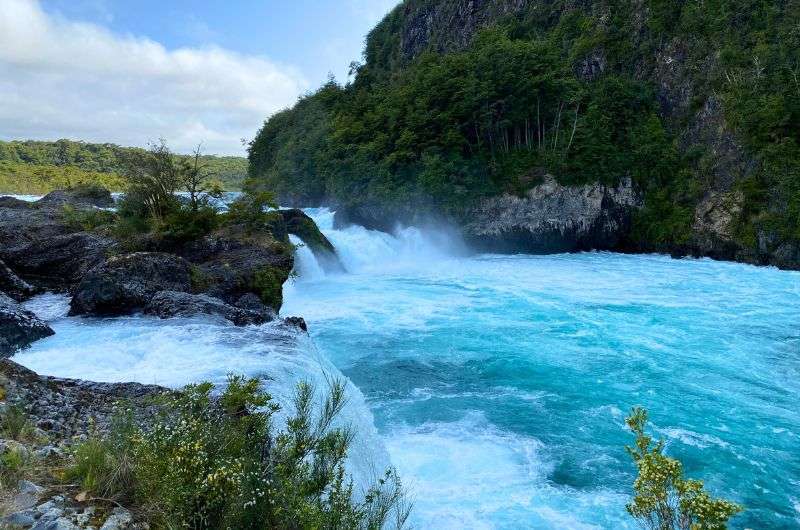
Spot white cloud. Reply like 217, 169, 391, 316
0, 0, 309, 155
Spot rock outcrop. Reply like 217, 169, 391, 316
0, 293, 54, 358
464, 176, 642, 253
0, 194, 116, 291
0, 259, 38, 301
279, 209, 345, 272
0, 358, 166, 440
143, 290, 275, 326
37, 186, 115, 209
69, 252, 192, 316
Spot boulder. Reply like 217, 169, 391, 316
69, 253, 192, 316
2, 233, 114, 291
0, 189, 117, 291
0, 293, 54, 358
144, 291, 274, 326
464, 176, 642, 253
186, 230, 294, 311
37, 186, 115, 209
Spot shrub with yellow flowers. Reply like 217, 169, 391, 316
67, 375, 411, 530
625, 407, 742, 530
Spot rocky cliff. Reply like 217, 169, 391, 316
250, 0, 799, 269
465, 176, 642, 253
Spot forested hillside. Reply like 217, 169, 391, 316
248, 0, 800, 268
0, 139, 247, 193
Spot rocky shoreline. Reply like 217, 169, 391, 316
0, 189, 339, 529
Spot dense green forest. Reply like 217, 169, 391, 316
0, 139, 247, 193
248, 0, 800, 254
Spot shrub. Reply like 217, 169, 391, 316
251, 266, 287, 311
0, 404, 36, 442
625, 407, 742, 530
66, 376, 410, 530
224, 191, 278, 230
61, 204, 117, 232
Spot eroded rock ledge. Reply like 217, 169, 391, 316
464, 176, 642, 253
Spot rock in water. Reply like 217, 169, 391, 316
0, 293, 54, 358
69, 252, 192, 316
279, 209, 345, 272
143, 291, 275, 326
464, 176, 642, 253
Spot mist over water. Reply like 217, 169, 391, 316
284, 208, 800, 530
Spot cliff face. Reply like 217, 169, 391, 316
465, 176, 642, 253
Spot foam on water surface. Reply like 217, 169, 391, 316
283, 208, 800, 530
9, 203, 800, 528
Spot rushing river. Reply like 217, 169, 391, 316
12, 205, 800, 529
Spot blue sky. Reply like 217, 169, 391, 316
40, 0, 398, 85
0, 0, 399, 154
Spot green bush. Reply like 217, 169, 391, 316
224, 191, 278, 230
625, 407, 742, 530
60, 204, 117, 232
0, 404, 36, 442
66, 376, 410, 530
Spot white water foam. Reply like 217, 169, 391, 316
15, 295, 391, 494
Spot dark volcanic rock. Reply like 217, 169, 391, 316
279, 209, 345, 272
70, 252, 192, 316
2, 232, 114, 290
144, 290, 274, 326
282, 316, 308, 332
0, 259, 38, 301
0, 191, 116, 291
464, 176, 642, 253
37, 186, 114, 208
0, 359, 166, 441
186, 229, 294, 311
0, 293, 54, 358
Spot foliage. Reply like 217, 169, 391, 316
116, 140, 225, 245
250, 266, 287, 311
66, 376, 410, 530
0, 139, 247, 193
224, 191, 278, 230
0, 404, 36, 442
61, 204, 117, 232
625, 407, 742, 530
248, 0, 800, 254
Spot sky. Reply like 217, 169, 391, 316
0, 0, 400, 155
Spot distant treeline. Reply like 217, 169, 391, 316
0, 139, 247, 194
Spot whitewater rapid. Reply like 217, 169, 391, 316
10, 204, 800, 529
283, 208, 800, 530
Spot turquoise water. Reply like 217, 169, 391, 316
11, 200, 800, 528
282, 209, 800, 529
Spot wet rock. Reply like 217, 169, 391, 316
69, 253, 192, 316
279, 209, 345, 272
283, 316, 308, 332
3, 232, 115, 291
187, 231, 293, 311
143, 290, 274, 326
0, 293, 54, 358
0, 258, 38, 301
464, 176, 642, 253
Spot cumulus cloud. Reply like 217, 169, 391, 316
0, 0, 308, 154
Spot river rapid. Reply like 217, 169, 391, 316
12, 206, 800, 529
